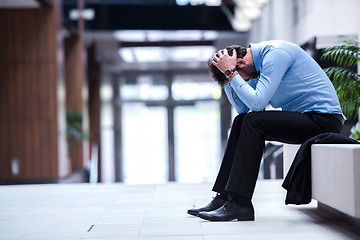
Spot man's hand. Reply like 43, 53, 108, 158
212, 49, 237, 73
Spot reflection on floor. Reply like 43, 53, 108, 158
0, 180, 359, 240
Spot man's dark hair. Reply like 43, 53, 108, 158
207, 45, 247, 87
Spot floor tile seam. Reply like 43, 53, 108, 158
14, 234, 25, 240
84, 207, 112, 237
138, 191, 153, 238
139, 233, 206, 238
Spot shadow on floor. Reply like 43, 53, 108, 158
296, 207, 360, 240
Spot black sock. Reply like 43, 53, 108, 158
217, 192, 230, 201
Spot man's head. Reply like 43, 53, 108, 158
208, 45, 259, 86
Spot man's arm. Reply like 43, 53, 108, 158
223, 78, 258, 114
230, 49, 293, 111
223, 83, 249, 114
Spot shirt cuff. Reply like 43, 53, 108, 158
230, 74, 247, 90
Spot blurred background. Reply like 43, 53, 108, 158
0, 0, 359, 185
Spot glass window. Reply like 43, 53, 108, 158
118, 45, 216, 63
121, 75, 168, 101
174, 101, 221, 183
172, 74, 221, 100
122, 103, 168, 184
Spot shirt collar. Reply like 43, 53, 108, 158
249, 43, 261, 72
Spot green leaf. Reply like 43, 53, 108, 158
321, 39, 360, 67
350, 123, 360, 140
321, 37, 360, 119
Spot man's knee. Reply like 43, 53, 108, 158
242, 112, 258, 122
242, 112, 266, 129
233, 113, 247, 125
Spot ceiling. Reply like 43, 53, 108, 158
62, 0, 250, 72
0, 0, 252, 72
63, 0, 235, 31
0, 0, 40, 8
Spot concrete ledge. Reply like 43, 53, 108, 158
283, 144, 300, 176
283, 143, 360, 222
311, 144, 360, 218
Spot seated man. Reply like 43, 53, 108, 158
187, 40, 344, 221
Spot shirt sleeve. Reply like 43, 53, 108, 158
230, 49, 293, 112
223, 83, 250, 114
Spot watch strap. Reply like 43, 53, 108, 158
224, 67, 237, 79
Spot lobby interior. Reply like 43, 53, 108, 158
0, 0, 360, 239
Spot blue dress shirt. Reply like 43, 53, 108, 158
224, 40, 343, 116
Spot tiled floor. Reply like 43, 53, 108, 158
0, 180, 359, 240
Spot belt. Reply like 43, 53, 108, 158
305, 111, 345, 125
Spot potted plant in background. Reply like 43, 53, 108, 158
321, 37, 360, 140
350, 120, 360, 140
67, 110, 88, 148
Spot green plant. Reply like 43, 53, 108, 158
350, 122, 360, 140
67, 110, 88, 148
321, 37, 360, 119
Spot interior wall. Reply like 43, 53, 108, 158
64, 0, 87, 173
0, 3, 68, 183
249, 0, 360, 45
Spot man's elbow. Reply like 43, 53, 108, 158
249, 104, 265, 112
246, 95, 267, 112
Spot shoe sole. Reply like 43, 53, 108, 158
187, 210, 199, 217
198, 213, 254, 221
237, 216, 255, 221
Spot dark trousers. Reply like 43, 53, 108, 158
212, 111, 343, 199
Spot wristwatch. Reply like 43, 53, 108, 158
224, 67, 237, 79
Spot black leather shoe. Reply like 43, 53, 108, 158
187, 195, 227, 216
197, 198, 255, 221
